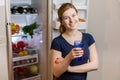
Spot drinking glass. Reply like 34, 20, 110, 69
74, 40, 84, 61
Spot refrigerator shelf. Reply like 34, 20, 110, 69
13, 54, 38, 62
11, 34, 28, 37
11, 0, 31, 5
11, 13, 38, 16
13, 54, 39, 68
11, 13, 38, 27
13, 62, 38, 68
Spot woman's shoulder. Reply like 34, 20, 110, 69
53, 35, 62, 40
82, 32, 95, 46
52, 35, 63, 43
82, 32, 95, 40
51, 35, 62, 50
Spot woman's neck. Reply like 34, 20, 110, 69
62, 30, 82, 45
63, 29, 81, 37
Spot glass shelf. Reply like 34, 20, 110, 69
13, 54, 38, 62
13, 54, 39, 68
11, 13, 38, 16
11, 0, 31, 5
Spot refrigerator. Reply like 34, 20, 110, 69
4, 0, 52, 80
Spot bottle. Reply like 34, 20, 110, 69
22, 36, 28, 47
17, 7, 24, 14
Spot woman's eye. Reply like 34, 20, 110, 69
72, 14, 76, 17
63, 17, 68, 20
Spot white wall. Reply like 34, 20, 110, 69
88, 0, 120, 80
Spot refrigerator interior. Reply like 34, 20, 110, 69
7, 0, 48, 80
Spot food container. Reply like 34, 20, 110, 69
25, 47, 38, 55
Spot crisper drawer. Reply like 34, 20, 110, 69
22, 75, 41, 80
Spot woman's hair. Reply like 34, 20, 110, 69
58, 3, 78, 34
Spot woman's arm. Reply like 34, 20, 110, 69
67, 43, 99, 73
51, 49, 72, 77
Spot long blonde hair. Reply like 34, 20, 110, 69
58, 3, 78, 34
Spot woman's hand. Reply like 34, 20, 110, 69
67, 65, 72, 72
55, 48, 84, 63
69, 48, 84, 60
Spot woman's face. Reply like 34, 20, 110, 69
61, 8, 79, 30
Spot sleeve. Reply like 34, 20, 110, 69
51, 38, 61, 51
87, 33, 95, 47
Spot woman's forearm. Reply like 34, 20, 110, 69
53, 55, 72, 77
68, 61, 98, 73
67, 43, 99, 73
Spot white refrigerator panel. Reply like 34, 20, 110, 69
0, 0, 9, 80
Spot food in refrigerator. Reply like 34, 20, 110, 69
10, 1, 41, 80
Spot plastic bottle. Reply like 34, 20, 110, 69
22, 36, 28, 47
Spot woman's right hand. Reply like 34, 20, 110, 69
69, 48, 84, 60
54, 48, 84, 64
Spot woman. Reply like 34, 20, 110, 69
51, 3, 99, 80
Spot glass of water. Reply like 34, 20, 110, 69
74, 40, 84, 61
